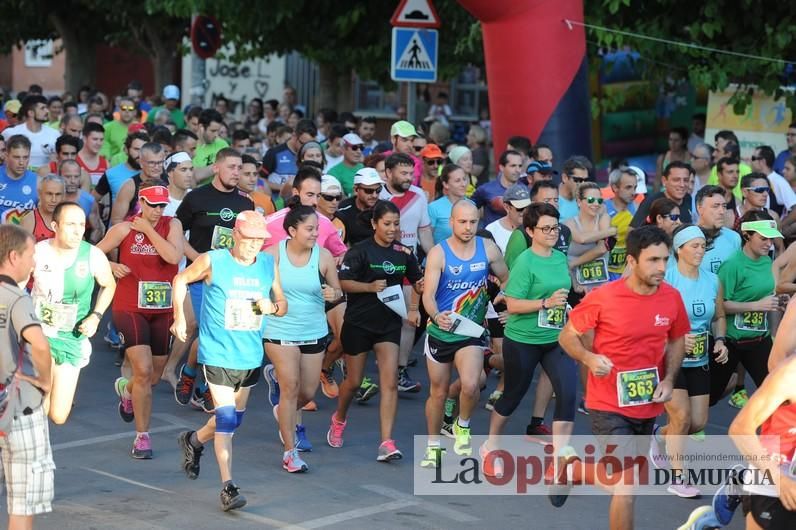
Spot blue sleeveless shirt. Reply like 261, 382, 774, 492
665, 265, 719, 367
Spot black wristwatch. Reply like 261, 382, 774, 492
714, 336, 726, 343
90, 311, 103, 320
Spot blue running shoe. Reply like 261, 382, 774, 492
712, 465, 744, 526
263, 364, 280, 407
676, 505, 721, 530
295, 424, 312, 452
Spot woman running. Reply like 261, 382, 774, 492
480, 203, 576, 478
565, 182, 615, 294
710, 211, 786, 406
643, 197, 682, 237
264, 205, 342, 473
653, 224, 728, 497
428, 164, 468, 244
327, 200, 423, 461
97, 185, 184, 458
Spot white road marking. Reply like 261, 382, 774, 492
81, 467, 175, 493
53, 424, 183, 451
361, 484, 479, 522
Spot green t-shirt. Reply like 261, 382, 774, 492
146, 106, 186, 129
504, 229, 528, 270
504, 247, 571, 344
707, 162, 752, 201
327, 162, 364, 196
718, 250, 775, 340
101, 120, 131, 160
193, 138, 230, 168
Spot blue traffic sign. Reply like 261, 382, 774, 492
391, 27, 438, 82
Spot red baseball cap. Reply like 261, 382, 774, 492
128, 122, 146, 134
420, 144, 444, 159
138, 185, 170, 205
234, 210, 270, 239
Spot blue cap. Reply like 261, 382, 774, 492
527, 161, 558, 175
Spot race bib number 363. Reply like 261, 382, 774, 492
211, 225, 234, 250
617, 367, 659, 407
576, 258, 608, 285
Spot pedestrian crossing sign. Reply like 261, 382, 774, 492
391, 27, 438, 82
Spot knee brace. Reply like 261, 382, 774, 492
235, 409, 245, 429
215, 406, 237, 434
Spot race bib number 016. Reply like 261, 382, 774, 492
137, 281, 172, 309
224, 299, 263, 331
686, 331, 709, 361
735, 311, 767, 332
617, 367, 659, 407
576, 258, 608, 285
211, 225, 234, 250
35, 298, 78, 332
538, 305, 568, 330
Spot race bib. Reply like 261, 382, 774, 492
35, 298, 78, 332
609, 246, 627, 270
617, 367, 659, 407
685, 331, 709, 361
576, 258, 608, 285
538, 304, 568, 330
224, 299, 263, 331
137, 281, 172, 310
735, 311, 767, 332
211, 225, 234, 250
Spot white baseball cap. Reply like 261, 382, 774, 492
321, 175, 342, 194
353, 167, 383, 186
342, 133, 364, 146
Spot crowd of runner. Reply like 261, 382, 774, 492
1, 81, 796, 529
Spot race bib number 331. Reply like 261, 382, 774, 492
137, 281, 172, 309
617, 367, 659, 407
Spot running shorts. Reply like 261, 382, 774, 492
423, 334, 485, 364
264, 336, 328, 354
113, 311, 173, 356
674, 364, 710, 396
202, 365, 260, 391
743, 494, 796, 529
340, 322, 401, 354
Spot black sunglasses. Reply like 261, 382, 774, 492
665, 213, 681, 221
571, 176, 589, 184
744, 186, 770, 194
321, 193, 343, 202
413, 145, 424, 152
425, 159, 442, 166
357, 186, 382, 195
347, 144, 362, 151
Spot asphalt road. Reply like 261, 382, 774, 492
1, 330, 746, 530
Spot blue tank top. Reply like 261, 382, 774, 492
703, 228, 741, 274
664, 265, 719, 367
106, 164, 139, 202
426, 237, 490, 343
263, 241, 326, 342
77, 190, 94, 218
199, 249, 274, 370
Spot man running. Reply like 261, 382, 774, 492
173, 210, 285, 512
558, 225, 690, 529
31, 202, 116, 424
421, 200, 508, 464
20, 175, 63, 242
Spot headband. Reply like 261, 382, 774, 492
673, 225, 705, 249
164, 151, 192, 172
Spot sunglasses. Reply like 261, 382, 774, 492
358, 186, 382, 195
535, 224, 561, 234
664, 213, 680, 221
120, 105, 136, 111
413, 145, 424, 152
744, 186, 770, 194
321, 193, 343, 202
583, 196, 604, 204
143, 201, 167, 209
347, 144, 362, 151
425, 159, 442, 166
571, 176, 589, 184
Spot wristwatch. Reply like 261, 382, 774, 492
90, 311, 103, 320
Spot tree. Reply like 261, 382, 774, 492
584, 0, 796, 113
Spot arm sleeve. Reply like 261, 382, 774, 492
774, 177, 796, 210
261, 148, 277, 176
406, 252, 423, 283
717, 258, 737, 299
11, 295, 40, 342
338, 245, 365, 281
321, 218, 348, 257
504, 230, 526, 270
567, 288, 603, 334
175, 194, 193, 231
503, 254, 532, 299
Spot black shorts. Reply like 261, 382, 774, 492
674, 364, 710, 396
487, 318, 504, 339
324, 296, 346, 313
113, 311, 173, 356
202, 365, 260, 391
743, 494, 796, 529
340, 322, 401, 355
423, 334, 485, 364
589, 409, 655, 470
263, 337, 327, 354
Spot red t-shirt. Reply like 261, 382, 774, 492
568, 279, 690, 419
761, 401, 796, 462
112, 216, 178, 313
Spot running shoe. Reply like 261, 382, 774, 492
712, 465, 743, 525
419, 446, 446, 468
220, 482, 247, 511
283, 448, 309, 473
668, 483, 702, 498
452, 420, 472, 456
728, 389, 749, 409
174, 364, 195, 406
485, 390, 502, 411
355, 377, 379, 403
524, 423, 553, 445
301, 400, 318, 411
547, 446, 580, 508
326, 414, 346, 448
649, 424, 669, 470
320, 368, 339, 398
131, 432, 153, 459
479, 443, 504, 478
676, 505, 721, 530
190, 387, 214, 413
104, 322, 122, 349
295, 424, 312, 452
377, 439, 403, 462
440, 422, 454, 439
264, 364, 280, 407
577, 399, 589, 415
114, 377, 134, 423
177, 430, 203, 480
690, 429, 706, 442
397, 367, 421, 393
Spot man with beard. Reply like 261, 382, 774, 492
336, 168, 382, 245
111, 143, 169, 226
